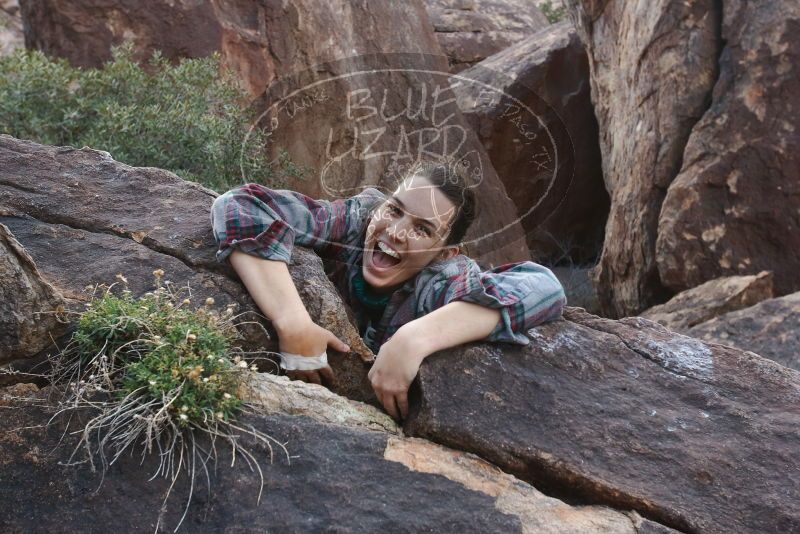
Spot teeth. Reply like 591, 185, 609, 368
377, 241, 400, 259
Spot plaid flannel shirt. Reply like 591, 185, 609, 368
210, 184, 566, 352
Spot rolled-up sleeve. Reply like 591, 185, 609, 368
210, 184, 384, 264
421, 258, 567, 345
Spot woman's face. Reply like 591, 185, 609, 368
363, 174, 459, 292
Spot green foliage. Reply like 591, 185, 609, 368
49, 271, 283, 531
70, 271, 246, 426
0, 45, 303, 192
540, 1, 567, 23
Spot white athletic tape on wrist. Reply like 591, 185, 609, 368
280, 351, 329, 371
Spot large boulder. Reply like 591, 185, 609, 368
0, 135, 376, 401
405, 307, 800, 534
19, 0, 531, 267
0, 376, 646, 533
19, 0, 224, 75
424, 0, 549, 72
564, 0, 721, 317
688, 291, 800, 372
456, 20, 608, 264
640, 271, 773, 332
565, 0, 800, 317
655, 1, 800, 298
0, 223, 67, 363
0, 0, 22, 56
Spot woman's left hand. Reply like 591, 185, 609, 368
368, 326, 427, 422
368, 302, 502, 422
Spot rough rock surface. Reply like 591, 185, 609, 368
688, 291, 800, 372
0, 377, 643, 533
564, 0, 721, 317
424, 0, 549, 72
640, 271, 774, 332
456, 20, 608, 264
0, 223, 67, 363
0, 0, 22, 56
656, 1, 800, 298
405, 307, 800, 534
20, 0, 223, 71
0, 381, 38, 405
0, 135, 376, 401
239, 371, 397, 434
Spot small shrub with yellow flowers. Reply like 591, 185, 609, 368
49, 270, 284, 532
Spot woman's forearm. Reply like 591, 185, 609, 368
369, 301, 501, 420
229, 250, 348, 382
228, 249, 310, 335
401, 301, 502, 358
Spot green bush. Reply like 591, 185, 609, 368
50, 271, 283, 531
71, 271, 246, 426
540, 1, 567, 23
0, 45, 301, 192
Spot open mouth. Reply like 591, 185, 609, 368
371, 240, 401, 269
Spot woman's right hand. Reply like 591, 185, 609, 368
274, 315, 350, 386
227, 252, 348, 387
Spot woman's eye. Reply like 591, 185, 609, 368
387, 204, 401, 216
415, 224, 431, 237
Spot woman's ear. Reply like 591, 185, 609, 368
438, 245, 460, 261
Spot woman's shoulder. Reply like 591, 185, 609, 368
422, 254, 550, 278
410, 254, 480, 299
337, 187, 385, 219
357, 186, 386, 201
222, 183, 386, 203
342, 187, 384, 203
421, 254, 478, 278
415, 255, 560, 293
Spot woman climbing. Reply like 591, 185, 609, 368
210, 161, 566, 421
